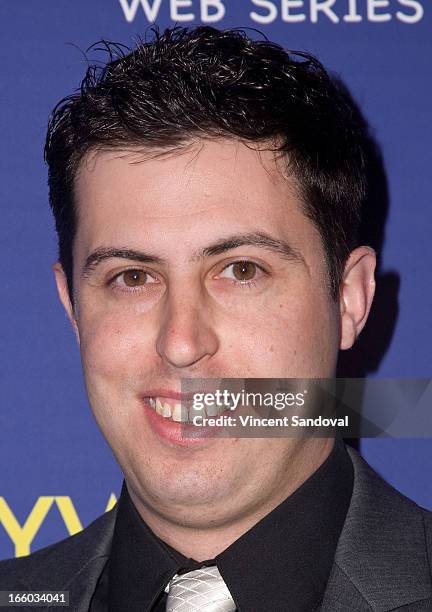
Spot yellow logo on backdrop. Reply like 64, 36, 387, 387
0, 494, 117, 557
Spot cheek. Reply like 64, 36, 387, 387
222, 292, 339, 376
78, 309, 153, 386
76, 310, 156, 447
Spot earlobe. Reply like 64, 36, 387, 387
339, 247, 376, 350
52, 262, 80, 345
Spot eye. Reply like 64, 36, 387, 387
113, 269, 158, 289
219, 261, 263, 283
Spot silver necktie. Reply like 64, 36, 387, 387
165, 566, 236, 611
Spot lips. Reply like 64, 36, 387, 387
140, 391, 226, 447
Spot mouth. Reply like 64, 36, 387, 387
143, 395, 233, 424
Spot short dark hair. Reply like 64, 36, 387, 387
45, 26, 368, 301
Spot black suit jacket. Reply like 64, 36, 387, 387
1, 447, 432, 611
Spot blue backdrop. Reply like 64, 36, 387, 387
0, 0, 431, 560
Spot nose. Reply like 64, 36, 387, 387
156, 284, 219, 370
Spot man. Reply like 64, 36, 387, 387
1, 25, 431, 612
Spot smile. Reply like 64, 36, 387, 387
146, 396, 229, 423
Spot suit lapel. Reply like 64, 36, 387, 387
62, 554, 110, 612
321, 446, 432, 611
28, 507, 117, 612
61, 508, 116, 612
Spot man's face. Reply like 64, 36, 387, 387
57, 139, 347, 533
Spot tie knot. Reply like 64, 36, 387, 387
165, 566, 236, 612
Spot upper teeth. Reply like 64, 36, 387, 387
148, 397, 227, 422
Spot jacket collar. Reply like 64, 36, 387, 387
26, 507, 117, 612
321, 446, 432, 611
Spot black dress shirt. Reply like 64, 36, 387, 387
90, 440, 353, 612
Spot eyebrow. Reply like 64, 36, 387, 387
82, 231, 308, 277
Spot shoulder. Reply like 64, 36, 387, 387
0, 507, 117, 590
339, 447, 432, 583
422, 504, 432, 569
345, 444, 432, 531
320, 446, 432, 609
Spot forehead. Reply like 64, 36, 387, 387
75, 139, 294, 211
73, 139, 323, 265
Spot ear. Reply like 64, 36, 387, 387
339, 247, 376, 350
53, 262, 80, 345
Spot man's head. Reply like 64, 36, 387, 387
48, 27, 375, 556
46, 26, 369, 303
